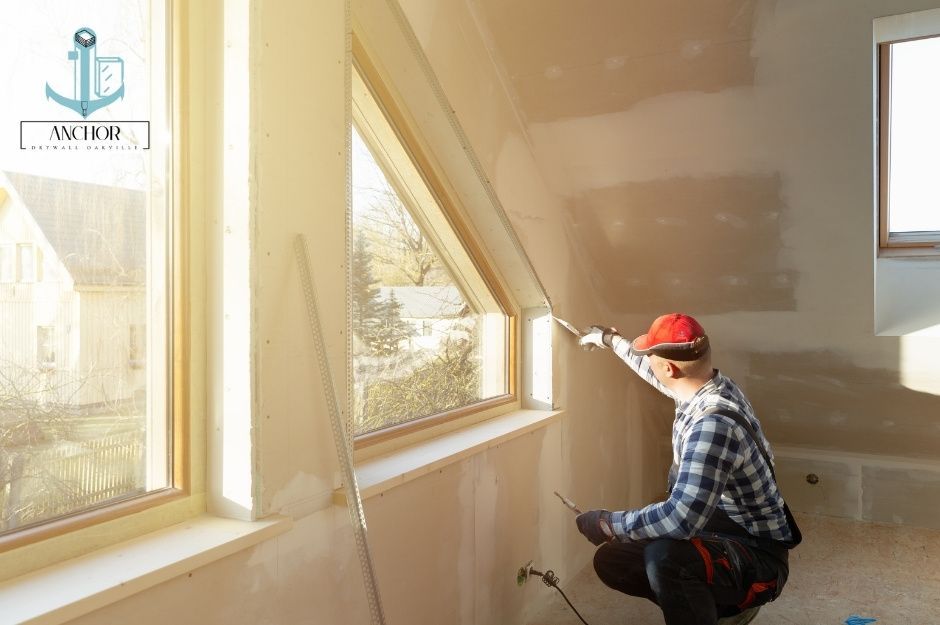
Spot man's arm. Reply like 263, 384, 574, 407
608, 417, 741, 541
608, 333, 671, 396
583, 327, 672, 397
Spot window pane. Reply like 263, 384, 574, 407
0, 2, 169, 535
17, 244, 35, 283
0, 245, 13, 283
888, 37, 940, 233
352, 127, 490, 434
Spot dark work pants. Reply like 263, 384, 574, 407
593, 536, 787, 625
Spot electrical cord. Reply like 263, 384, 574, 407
529, 568, 591, 625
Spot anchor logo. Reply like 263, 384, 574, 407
45, 27, 125, 119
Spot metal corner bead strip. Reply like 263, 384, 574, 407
295, 234, 387, 625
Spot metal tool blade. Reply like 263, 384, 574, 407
552, 316, 584, 338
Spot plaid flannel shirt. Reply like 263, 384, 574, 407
607, 334, 793, 544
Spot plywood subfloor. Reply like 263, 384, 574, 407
528, 513, 940, 625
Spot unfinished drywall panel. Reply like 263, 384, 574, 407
746, 351, 940, 458
471, 0, 760, 123
364, 461, 476, 625
525, 88, 771, 198
565, 175, 796, 315
472, 431, 547, 625
862, 466, 940, 529
254, 0, 348, 519
68, 508, 371, 625
773, 454, 862, 519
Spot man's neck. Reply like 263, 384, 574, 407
671, 371, 717, 402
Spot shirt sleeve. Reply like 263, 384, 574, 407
609, 416, 742, 541
608, 334, 674, 398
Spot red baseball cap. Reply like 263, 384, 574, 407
632, 313, 710, 361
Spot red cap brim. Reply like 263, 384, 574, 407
632, 333, 653, 352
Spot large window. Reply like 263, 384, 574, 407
351, 57, 513, 443
0, 1, 174, 545
879, 35, 940, 253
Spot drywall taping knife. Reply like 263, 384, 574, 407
552, 316, 605, 350
295, 235, 387, 625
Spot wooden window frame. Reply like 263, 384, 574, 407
878, 37, 940, 257
351, 36, 518, 450
0, 0, 189, 554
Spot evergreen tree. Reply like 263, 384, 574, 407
351, 237, 381, 350
370, 290, 413, 356
352, 237, 413, 356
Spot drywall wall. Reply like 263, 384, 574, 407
67, 0, 668, 623
465, 0, 940, 528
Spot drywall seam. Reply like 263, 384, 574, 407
462, 0, 536, 152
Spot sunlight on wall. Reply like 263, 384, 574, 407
899, 330, 940, 395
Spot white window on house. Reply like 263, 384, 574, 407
0, 244, 14, 283
16, 243, 36, 282
350, 60, 513, 442
0, 0, 174, 548
36, 326, 55, 370
879, 34, 940, 254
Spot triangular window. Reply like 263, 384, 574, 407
351, 66, 510, 438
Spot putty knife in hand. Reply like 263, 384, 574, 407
552, 316, 605, 350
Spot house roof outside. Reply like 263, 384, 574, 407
378, 286, 467, 319
4, 172, 146, 287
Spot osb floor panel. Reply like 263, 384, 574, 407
528, 513, 940, 625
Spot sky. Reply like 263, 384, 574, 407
887, 37, 939, 233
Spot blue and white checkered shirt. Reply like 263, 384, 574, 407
607, 334, 793, 544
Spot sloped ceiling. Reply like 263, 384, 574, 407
470, 0, 791, 316
473, 0, 760, 124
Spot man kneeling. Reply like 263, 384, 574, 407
576, 314, 801, 625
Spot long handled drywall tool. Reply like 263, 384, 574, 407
295, 234, 387, 625
554, 491, 614, 540
554, 490, 582, 514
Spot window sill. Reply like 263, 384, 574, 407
878, 246, 940, 259
334, 408, 563, 504
0, 514, 292, 625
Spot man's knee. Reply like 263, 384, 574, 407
643, 539, 693, 587
644, 539, 680, 570
592, 543, 617, 584
592, 541, 656, 600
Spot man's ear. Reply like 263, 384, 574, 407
663, 360, 680, 379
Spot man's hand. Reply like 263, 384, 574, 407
579, 325, 616, 350
576, 509, 614, 545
